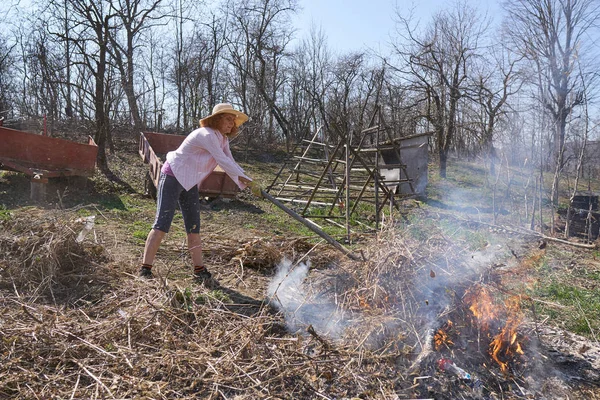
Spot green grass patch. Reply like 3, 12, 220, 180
446, 163, 489, 188
128, 220, 153, 241
404, 217, 438, 242
462, 230, 490, 251
93, 193, 156, 215
587, 271, 600, 281
0, 205, 11, 221
262, 209, 313, 236
402, 215, 491, 251
531, 255, 550, 272
120, 194, 153, 210
535, 281, 600, 336
173, 287, 233, 312
196, 289, 232, 304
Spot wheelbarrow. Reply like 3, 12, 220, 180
0, 126, 98, 201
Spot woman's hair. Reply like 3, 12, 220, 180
200, 114, 239, 138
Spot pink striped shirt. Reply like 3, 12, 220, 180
161, 160, 175, 176
165, 127, 251, 191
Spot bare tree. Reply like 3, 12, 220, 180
46, 0, 116, 169
15, 24, 37, 117
0, 32, 17, 119
291, 25, 334, 146
175, 13, 229, 131
328, 53, 363, 139
504, 0, 600, 200
32, 33, 62, 131
170, 0, 199, 131
392, 3, 487, 177
139, 28, 168, 130
107, 0, 167, 132
470, 48, 523, 175
202, 12, 229, 110
227, 0, 298, 147
284, 34, 322, 146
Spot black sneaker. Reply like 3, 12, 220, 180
139, 266, 154, 279
194, 267, 218, 286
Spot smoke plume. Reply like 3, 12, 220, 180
267, 258, 347, 338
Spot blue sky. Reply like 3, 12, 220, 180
292, 0, 503, 53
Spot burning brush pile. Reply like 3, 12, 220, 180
425, 283, 530, 396
267, 214, 600, 399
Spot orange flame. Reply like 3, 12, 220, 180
464, 285, 496, 330
489, 296, 525, 373
434, 320, 454, 350
464, 285, 525, 374
358, 295, 371, 309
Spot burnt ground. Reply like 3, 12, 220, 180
0, 135, 599, 399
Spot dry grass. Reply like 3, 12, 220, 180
0, 208, 111, 303
1, 207, 599, 399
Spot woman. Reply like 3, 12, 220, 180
140, 103, 254, 282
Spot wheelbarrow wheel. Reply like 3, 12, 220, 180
144, 172, 157, 200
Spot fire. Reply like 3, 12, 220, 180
464, 285, 525, 374
434, 320, 454, 350
464, 285, 496, 330
358, 295, 371, 309
489, 296, 525, 373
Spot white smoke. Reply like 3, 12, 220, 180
267, 258, 347, 338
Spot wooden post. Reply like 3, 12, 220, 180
345, 133, 351, 244
375, 109, 380, 230
31, 173, 48, 202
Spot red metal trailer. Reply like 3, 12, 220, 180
0, 126, 98, 200
138, 131, 239, 199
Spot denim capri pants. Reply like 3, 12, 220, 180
152, 173, 201, 234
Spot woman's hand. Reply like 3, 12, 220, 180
249, 181, 263, 198
239, 177, 261, 197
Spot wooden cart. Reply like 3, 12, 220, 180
0, 126, 98, 201
138, 131, 239, 199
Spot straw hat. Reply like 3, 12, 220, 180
200, 103, 248, 128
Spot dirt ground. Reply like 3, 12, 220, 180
1, 136, 599, 399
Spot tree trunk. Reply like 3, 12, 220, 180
439, 147, 448, 178
93, 20, 110, 171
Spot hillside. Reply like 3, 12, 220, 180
1, 134, 599, 399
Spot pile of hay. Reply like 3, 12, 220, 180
0, 209, 110, 303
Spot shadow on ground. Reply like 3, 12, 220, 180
0, 172, 128, 211
205, 197, 265, 214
